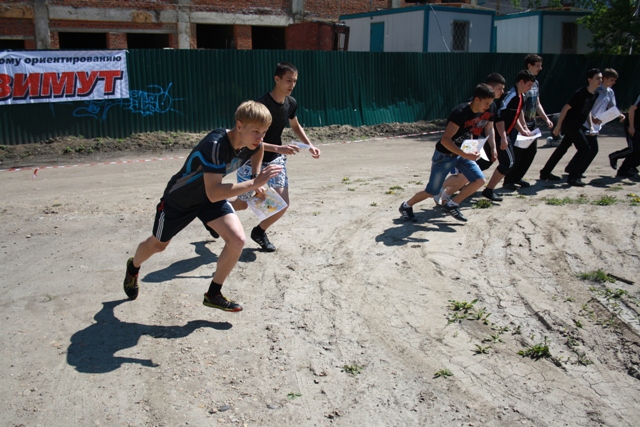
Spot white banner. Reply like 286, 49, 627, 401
0, 50, 129, 105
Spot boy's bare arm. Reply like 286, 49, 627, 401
536, 98, 554, 128
553, 104, 572, 137
290, 117, 320, 158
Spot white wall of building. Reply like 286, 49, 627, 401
426, 10, 493, 53
494, 15, 539, 53
342, 11, 425, 52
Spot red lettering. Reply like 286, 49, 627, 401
0, 74, 12, 101
76, 71, 100, 97
98, 70, 123, 95
12, 73, 42, 99
41, 72, 76, 97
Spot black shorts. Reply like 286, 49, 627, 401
152, 199, 235, 242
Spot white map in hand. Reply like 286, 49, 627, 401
247, 187, 288, 221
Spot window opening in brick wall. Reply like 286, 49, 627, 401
196, 24, 235, 49
58, 32, 107, 49
252, 26, 285, 50
561, 22, 577, 54
0, 39, 25, 50
451, 21, 469, 52
127, 33, 170, 49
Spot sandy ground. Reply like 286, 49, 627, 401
1, 129, 639, 427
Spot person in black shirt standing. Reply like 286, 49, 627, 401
232, 62, 321, 252
539, 69, 602, 187
122, 101, 282, 312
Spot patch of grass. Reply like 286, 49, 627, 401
512, 325, 522, 335
389, 185, 404, 191
596, 315, 619, 329
573, 352, 593, 366
473, 199, 493, 209
474, 344, 492, 354
312, 211, 321, 216
434, 368, 453, 379
63, 146, 73, 154
545, 195, 588, 205
578, 269, 615, 283
342, 177, 350, 183
606, 185, 624, 192
592, 195, 616, 206
347, 188, 355, 191
449, 299, 477, 312
287, 392, 302, 400
342, 364, 363, 375
517, 337, 551, 360
41, 294, 57, 303
483, 333, 503, 343
370, 202, 378, 207
573, 319, 583, 328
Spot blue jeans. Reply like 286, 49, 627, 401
425, 150, 484, 195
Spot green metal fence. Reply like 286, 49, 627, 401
1, 50, 639, 145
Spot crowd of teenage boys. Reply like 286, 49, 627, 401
400, 54, 640, 223
119, 57, 640, 313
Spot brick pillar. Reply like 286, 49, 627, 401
190, 23, 197, 49
24, 39, 38, 50
234, 25, 252, 50
107, 32, 127, 49
34, 0, 50, 49
49, 31, 59, 49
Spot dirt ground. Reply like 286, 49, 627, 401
1, 124, 639, 427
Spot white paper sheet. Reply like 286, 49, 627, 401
595, 106, 622, 127
247, 187, 288, 221
515, 128, 541, 149
461, 137, 489, 161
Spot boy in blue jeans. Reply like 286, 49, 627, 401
399, 84, 494, 222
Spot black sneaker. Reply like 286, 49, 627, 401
203, 293, 243, 312
442, 203, 468, 222
251, 227, 276, 252
123, 257, 139, 300
516, 179, 531, 188
540, 171, 562, 181
609, 154, 618, 170
503, 182, 518, 191
482, 188, 503, 202
398, 203, 417, 222
205, 225, 219, 239
568, 179, 586, 187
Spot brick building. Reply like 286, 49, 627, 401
0, 0, 406, 51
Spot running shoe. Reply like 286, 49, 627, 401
502, 183, 518, 191
203, 293, 243, 312
609, 154, 618, 170
398, 203, 417, 222
568, 179, 586, 187
123, 257, 139, 300
442, 204, 468, 222
540, 171, 562, 181
516, 179, 531, 188
482, 188, 503, 202
251, 227, 276, 252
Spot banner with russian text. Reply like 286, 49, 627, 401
0, 50, 129, 105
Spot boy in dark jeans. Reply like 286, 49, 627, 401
539, 69, 602, 187
399, 84, 494, 223
611, 93, 640, 177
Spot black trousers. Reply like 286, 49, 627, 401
617, 129, 640, 174
566, 134, 598, 175
540, 126, 591, 182
505, 140, 537, 184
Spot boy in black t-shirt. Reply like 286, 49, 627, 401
399, 84, 495, 222
482, 70, 536, 201
540, 69, 602, 186
610, 93, 640, 177
231, 62, 321, 252
122, 101, 283, 312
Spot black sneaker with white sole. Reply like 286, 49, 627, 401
442, 203, 468, 222
482, 188, 503, 202
203, 293, 243, 312
398, 203, 417, 222
251, 227, 276, 252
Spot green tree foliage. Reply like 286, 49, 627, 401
576, 0, 640, 54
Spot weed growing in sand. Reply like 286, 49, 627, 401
606, 185, 624, 192
287, 392, 302, 400
484, 333, 503, 343
596, 315, 619, 329
347, 188, 355, 191
41, 294, 58, 302
342, 364, 363, 375
473, 199, 493, 209
475, 344, 492, 354
545, 195, 588, 205
386, 185, 404, 195
370, 202, 378, 207
449, 299, 478, 312
573, 319, 583, 328
518, 337, 551, 360
512, 325, 522, 335
578, 269, 615, 283
573, 351, 593, 366
592, 195, 616, 206
342, 177, 350, 183
434, 369, 453, 379
312, 211, 321, 216
627, 193, 640, 205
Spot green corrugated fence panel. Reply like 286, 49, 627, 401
1, 51, 640, 145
